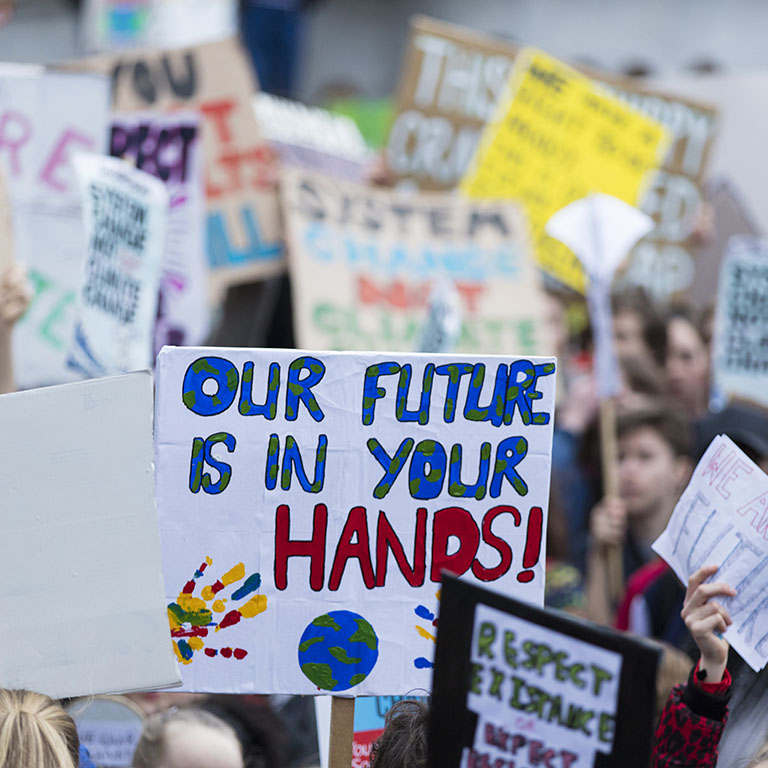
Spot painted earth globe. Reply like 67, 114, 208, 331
298, 610, 379, 691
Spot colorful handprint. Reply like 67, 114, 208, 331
413, 589, 440, 669
168, 557, 267, 664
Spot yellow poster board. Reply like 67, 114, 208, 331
461, 49, 671, 292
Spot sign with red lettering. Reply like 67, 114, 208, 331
154, 346, 556, 694
0, 65, 110, 388
429, 576, 660, 768
62, 37, 282, 291
281, 168, 552, 356
654, 434, 768, 672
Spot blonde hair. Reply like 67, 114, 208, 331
0, 689, 79, 768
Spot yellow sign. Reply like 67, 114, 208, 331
461, 49, 670, 293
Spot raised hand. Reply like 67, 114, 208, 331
681, 564, 736, 683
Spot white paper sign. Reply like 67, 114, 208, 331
77, 721, 142, 767
69, 154, 169, 378
464, 603, 622, 768
0, 372, 181, 698
155, 347, 556, 694
0, 66, 110, 388
712, 237, 768, 409
653, 434, 768, 671
109, 112, 210, 353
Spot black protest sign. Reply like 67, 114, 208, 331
429, 575, 661, 768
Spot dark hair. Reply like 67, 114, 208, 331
665, 303, 708, 346
619, 354, 665, 398
617, 401, 692, 458
612, 286, 667, 366
370, 700, 428, 768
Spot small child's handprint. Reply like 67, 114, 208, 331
168, 556, 267, 664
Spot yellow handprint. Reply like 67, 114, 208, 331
168, 557, 267, 664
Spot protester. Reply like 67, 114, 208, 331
584, 402, 692, 624
370, 699, 428, 768
651, 565, 735, 767
132, 708, 244, 768
0, 689, 80, 768
612, 286, 666, 367
664, 305, 711, 419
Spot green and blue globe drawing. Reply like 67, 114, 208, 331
298, 611, 379, 691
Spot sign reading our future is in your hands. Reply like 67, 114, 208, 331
155, 347, 556, 695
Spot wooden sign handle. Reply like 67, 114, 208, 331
599, 398, 624, 604
329, 696, 355, 768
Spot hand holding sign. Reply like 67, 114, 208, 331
681, 565, 735, 683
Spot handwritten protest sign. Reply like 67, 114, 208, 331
282, 169, 551, 355
0, 65, 110, 388
429, 576, 660, 768
710, 237, 768, 409
254, 93, 370, 182
387, 16, 515, 190
461, 48, 670, 293
155, 346, 556, 694
62, 37, 282, 290
0, 371, 180, 698
388, 17, 717, 298
110, 112, 210, 351
68, 154, 168, 378
654, 434, 768, 671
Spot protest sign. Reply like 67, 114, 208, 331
155, 346, 556, 694
429, 575, 660, 768
62, 37, 283, 290
461, 48, 670, 293
711, 237, 768, 408
0, 371, 181, 698
254, 93, 370, 182
654, 434, 768, 671
387, 16, 516, 190
281, 169, 552, 356
0, 65, 110, 388
110, 112, 210, 351
67, 696, 144, 768
68, 154, 168, 378
388, 17, 717, 297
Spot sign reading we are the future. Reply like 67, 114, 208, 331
155, 347, 556, 695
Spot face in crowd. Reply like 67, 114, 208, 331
665, 315, 709, 416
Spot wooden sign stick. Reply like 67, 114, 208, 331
599, 397, 624, 603
329, 697, 355, 768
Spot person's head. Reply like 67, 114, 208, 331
542, 287, 570, 359
617, 403, 692, 518
132, 708, 243, 768
0, 689, 79, 768
664, 306, 710, 417
612, 287, 666, 367
617, 354, 665, 413
370, 699, 428, 768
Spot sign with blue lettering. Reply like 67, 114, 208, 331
155, 347, 556, 694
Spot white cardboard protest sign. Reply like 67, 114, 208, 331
110, 112, 210, 352
466, 604, 621, 767
0, 371, 181, 698
654, 434, 768, 671
711, 237, 768, 409
69, 154, 169, 378
0, 66, 110, 388
155, 346, 556, 694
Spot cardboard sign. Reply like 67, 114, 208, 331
282, 169, 551, 356
254, 93, 370, 182
62, 38, 283, 290
386, 16, 516, 190
461, 49, 670, 293
711, 237, 768, 408
0, 65, 110, 388
0, 371, 181, 698
155, 347, 556, 694
68, 154, 168, 378
110, 112, 210, 351
429, 576, 660, 768
654, 434, 768, 671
